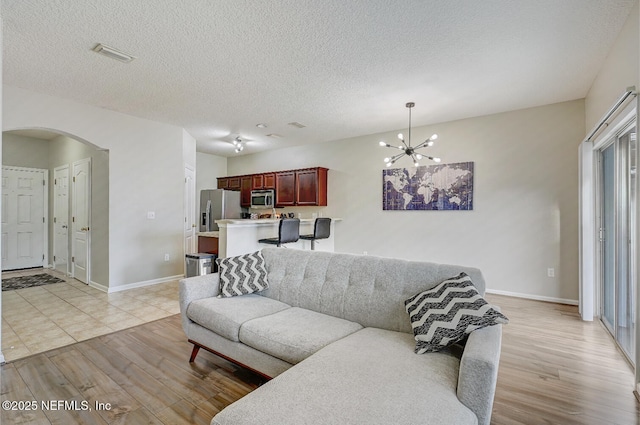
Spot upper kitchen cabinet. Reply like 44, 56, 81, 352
252, 173, 276, 190
275, 171, 296, 206
228, 177, 241, 190
264, 173, 276, 189
219, 167, 328, 207
217, 178, 229, 189
275, 167, 327, 207
240, 176, 253, 207
296, 167, 327, 206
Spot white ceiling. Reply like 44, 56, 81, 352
2, 0, 636, 156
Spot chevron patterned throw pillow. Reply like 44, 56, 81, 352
218, 251, 270, 298
405, 272, 508, 354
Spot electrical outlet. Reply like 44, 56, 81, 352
363, 251, 368, 256
147, 211, 155, 219
547, 268, 555, 278
164, 254, 170, 261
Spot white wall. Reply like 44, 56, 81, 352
2, 133, 50, 169
3, 85, 190, 289
196, 152, 228, 223
196, 152, 227, 190
183, 130, 196, 169
585, 0, 639, 132
48, 135, 109, 286
229, 100, 584, 302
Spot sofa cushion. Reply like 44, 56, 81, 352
239, 307, 363, 364
405, 272, 508, 353
187, 294, 290, 342
260, 247, 486, 334
211, 327, 478, 425
218, 251, 269, 297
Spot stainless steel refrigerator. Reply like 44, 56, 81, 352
200, 189, 241, 232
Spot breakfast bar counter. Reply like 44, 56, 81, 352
216, 218, 340, 258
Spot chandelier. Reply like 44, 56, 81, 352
379, 102, 440, 167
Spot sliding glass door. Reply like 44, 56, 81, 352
599, 125, 636, 361
601, 143, 616, 332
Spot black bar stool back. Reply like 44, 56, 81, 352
258, 218, 300, 247
300, 218, 331, 250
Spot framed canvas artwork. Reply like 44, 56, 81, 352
382, 162, 474, 210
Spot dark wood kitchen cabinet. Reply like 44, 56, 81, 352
263, 173, 276, 189
252, 174, 264, 190
252, 173, 276, 190
296, 168, 327, 206
228, 177, 241, 190
275, 171, 296, 206
198, 236, 219, 255
240, 176, 253, 207
275, 167, 327, 207
219, 167, 327, 207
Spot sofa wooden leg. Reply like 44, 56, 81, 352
189, 343, 201, 362
187, 339, 273, 381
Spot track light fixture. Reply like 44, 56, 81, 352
232, 136, 244, 153
379, 102, 441, 167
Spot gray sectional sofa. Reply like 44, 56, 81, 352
179, 248, 503, 425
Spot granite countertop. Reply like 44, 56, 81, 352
197, 231, 220, 237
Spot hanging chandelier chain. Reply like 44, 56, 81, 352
407, 102, 413, 147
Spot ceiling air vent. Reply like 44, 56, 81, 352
92, 43, 136, 63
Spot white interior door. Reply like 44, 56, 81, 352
53, 165, 70, 275
184, 166, 196, 256
72, 158, 91, 284
1, 166, 47, 270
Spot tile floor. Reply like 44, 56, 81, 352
1, 268, 180, 362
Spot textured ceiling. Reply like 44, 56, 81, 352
2, 0, 636, 156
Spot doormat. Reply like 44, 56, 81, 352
2, 273, 65, 291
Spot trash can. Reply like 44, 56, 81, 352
185, 253, 217, 278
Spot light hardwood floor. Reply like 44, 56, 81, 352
488, 294, 639, 425
1, 295, 639, 424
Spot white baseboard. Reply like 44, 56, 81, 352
485, 288, 578, 305
89, 280, 109, 293
100, 274, 184, 293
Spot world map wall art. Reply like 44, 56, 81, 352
382, 162, 474, 210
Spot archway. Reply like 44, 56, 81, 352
2, 128, 109, 285
1, 128, 109, 362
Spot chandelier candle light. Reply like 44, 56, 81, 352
379, 102, 441, 167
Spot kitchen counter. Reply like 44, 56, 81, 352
216, 218, 331, 225
197, 231, 220, 238
216, 218, 341, 258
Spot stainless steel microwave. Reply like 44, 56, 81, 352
250, 189, 275, 209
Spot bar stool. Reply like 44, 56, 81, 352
299, 218, 331, 250
258, 218, 300, 247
